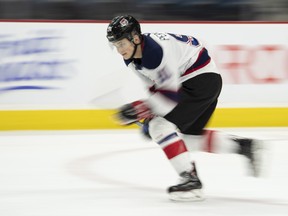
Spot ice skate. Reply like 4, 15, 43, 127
233, 138, 263, 177
168, 162, 204, 201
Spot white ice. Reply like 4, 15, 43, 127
0, 128, 288, 216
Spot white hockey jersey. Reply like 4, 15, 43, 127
124, 33, 219, 116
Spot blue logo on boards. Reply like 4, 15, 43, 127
0, 31, 76, 93
0, 86, 55, 92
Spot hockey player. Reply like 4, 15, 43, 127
106, 15, 260, 201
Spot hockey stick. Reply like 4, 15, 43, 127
134, 120, 152, 139
134, 121, 143, 127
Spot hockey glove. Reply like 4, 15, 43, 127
116, 100, 153, 125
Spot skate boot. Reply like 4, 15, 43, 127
168, 162, 204, 201
233, 138, 262, 177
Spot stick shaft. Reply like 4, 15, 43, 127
135, 121, 143, 127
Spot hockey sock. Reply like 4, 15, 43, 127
182, 130, 239, 154
158, 133, 193, 174
147, 116, 194, 175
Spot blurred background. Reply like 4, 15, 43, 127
0, 0, 287, 21
0, 2, 288, 215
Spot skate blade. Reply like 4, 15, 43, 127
169, 189, 205, 202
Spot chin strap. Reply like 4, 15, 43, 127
128, 42, 139, 60
128, 33, 142, 60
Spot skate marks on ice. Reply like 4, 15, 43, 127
67, 146, 166, 192
66, 137, 288, 207
0, 129, 287, 216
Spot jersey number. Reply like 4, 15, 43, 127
153, 33, 170, 41
169, 33, 200, 47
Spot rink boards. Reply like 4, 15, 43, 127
0, 107, 288, 130
0, 21, 287, 130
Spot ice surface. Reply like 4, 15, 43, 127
0, 128, 287, 216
